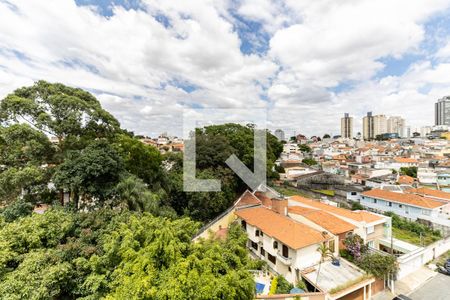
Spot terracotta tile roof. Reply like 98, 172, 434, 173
394, 157, 418, 163
289, 195, 383, 223
235, 207, 329, 249
406, 187, 450, 201
255, 191, 273, 208
234, 190, 261, 207
288, 206, 356, 234
398, 175, 415, 185
362, 189, 445, 209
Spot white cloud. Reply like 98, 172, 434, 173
1, 0, 450, 137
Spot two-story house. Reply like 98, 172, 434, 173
360, 189, 447, 221
235, 205, 332, 283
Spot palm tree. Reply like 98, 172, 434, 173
316, 243, 333, 285
115, 175, 160, 212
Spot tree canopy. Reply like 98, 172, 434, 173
0, 209, 257, 299
0, 81, 288, 298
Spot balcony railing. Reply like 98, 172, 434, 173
276, 251, 292, 265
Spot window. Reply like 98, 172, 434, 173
373, 199, 377, 204
422, 209, 431, 216
273, 241, 278, 249
260, 247, 265, 257
387, 202, 392, 207
288, 266, 292, 272
368, 241, 374, 248
366, 226, 374, 234
255, 229, 260, 237
268, 253, 276, 265
241, 220, 246, 230
251, 241, 258, 250
282, 244, 289, 258
351, 192, 357, 196
405, 206, 409, 214
399, 204, 403, 208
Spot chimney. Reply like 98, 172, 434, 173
272, 197, 288, 215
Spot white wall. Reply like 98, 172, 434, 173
397, 236, 450, 279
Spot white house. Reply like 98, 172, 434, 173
235, 205, 332, 283
360, 189, 447, 221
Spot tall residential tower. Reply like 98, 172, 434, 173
363, 112, 388, 140
363, 112, 374, 140
340, 113, 353, 138
435, 96, 450, 125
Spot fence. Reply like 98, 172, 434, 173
396, 235, 450, 279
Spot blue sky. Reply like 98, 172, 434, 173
1, 0, 450, 136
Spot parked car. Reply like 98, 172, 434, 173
437, 265, 450, 276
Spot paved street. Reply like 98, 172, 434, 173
409, 273, 450, 300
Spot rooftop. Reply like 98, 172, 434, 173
394, 157, 418, 163
288, 206, 356, 234
407, 187, 450, 201
289, 195, 384, 223
234, 190, 261, 207
362, 189, 446, 209
302, 259, 372, 294
235, 207, 329, 249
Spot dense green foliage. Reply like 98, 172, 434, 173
399, 167, 417, 178
343, 234, 397, 279
0, 81, 287, 299
302, 158, 317, 166
0, 209, 256, 299
357, 253, 398, 279
385, 212, 441, 237
275, 275, 294, 294
0, 81, 282, 222
385, 212, 441, 245
298, 144, 311, 153
351, 201, 364, 211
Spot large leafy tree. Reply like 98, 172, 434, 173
196, 123, 283, 175
114, 134, 163, 188
52, 140, 124, 208
81, 216, 254, 299
0, 124, 55, 204
0, 80, 120, 155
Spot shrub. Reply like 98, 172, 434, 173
302, 158, 317, 166
351, 201, 364, 211
358, 253, 398, 279
269, 276, 278, 295
276, 275, 294, 294
0, 200, 33, 222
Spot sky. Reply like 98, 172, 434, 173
1, 0, 450, 137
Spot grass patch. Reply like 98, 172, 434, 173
312, 189, 335, 196
272, 186, 311, 197
393, 227, 440, 246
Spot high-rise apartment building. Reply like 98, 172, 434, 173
387, 116, 405, 137
340, 113, 353, 138
435, 96, 450, 125
363, 112, 374, 140
363, 113, 388, 140
373, 115, 387, 137
274, 129, 285, 141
